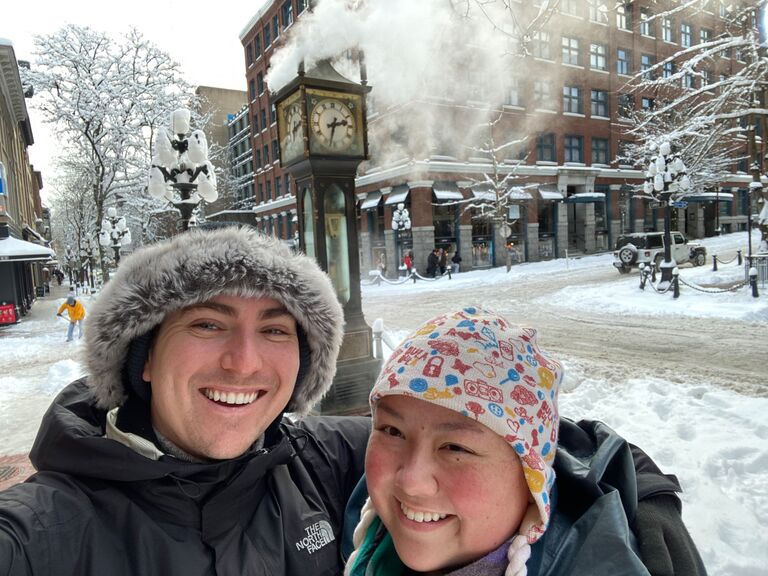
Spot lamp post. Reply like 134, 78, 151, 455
391, 202, 411, 268
148, 109, 218, 232
643, 141, 691, 287
79, 235, 97, 289
99, 207, 132, 266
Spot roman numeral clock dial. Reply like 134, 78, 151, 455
306, 90, 364, 156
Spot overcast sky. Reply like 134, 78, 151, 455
3, 0, 268, 203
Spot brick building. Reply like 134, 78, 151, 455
236, 0, 761, 276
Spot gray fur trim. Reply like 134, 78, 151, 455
84, 226, 344, 414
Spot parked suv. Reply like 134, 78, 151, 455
613, 231, 706, 274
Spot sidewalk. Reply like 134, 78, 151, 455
0, 283, 88, 490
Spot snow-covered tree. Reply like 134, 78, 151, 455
626, 0, 767, 247
23, 25, 199, 276
462, 113, 535, 272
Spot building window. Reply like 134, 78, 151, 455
534, 80, 554, 109
275, 176, 282, 197
560, 0, 580, 17
273, 15, 280, 39
616, 4, 632, 30
270, 102, 277, 124
266, 179, 272, 201
683, 73, 695, 89
255, 149, 262, 169
298, 0, 308, 13
592, 138, 609, 164
701, 68, 712, 89
700, 28, 712, 45
662, 17, 675, 42
532, 31, 551, 59
641, 54, 654, 80
680, 23, 692, 47
257, 71, 265, 94
663, 61, 675, 78
247, 43, 254, 66
506, 76, 521, 106
564, 135, 584, 163
260, 109, 267, 131
617, 48, 631, 75
641, 97, 655, 111
588, 1, 608, 24
264, 24, 271, 47
589, 43, 607, 70
536, 134, 556, 162
282, 1, 294, 27
591, 89, 608, 117
272, 139, 279, 162
640, 8, 654, 37
249, 79, 256, 101
618, 93, 634, 118
263, 144, 269, 165
563, 85, 583, 114
255, 34, 262, 57
562, 37, 580, 66
258, 182, 264, 203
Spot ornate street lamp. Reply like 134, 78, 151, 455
643, 141, 691, 287
79, 235, 97, 288
391, 202, 411, 266
99, 207, 132, 265
148, 109, 217, 232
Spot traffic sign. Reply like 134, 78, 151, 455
670, 201, 688, 208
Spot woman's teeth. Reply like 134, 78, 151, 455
400, 502, 447, 523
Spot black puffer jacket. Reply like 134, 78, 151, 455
0, 380, 370, 576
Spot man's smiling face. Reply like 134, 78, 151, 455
143, 295, 300, 460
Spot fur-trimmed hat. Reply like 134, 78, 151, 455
369, 306, 562, 544
84, 226, 344, 415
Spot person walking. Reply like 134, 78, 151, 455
426, 248, 440, 278
56, 292, 85, 342
403, 251, 413, 275
450, 249, 462, 274
438, 247, 447, 275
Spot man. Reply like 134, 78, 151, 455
56, 291, 85, 341
0, 226, 369, 575
426, 247, 440, 278
0, 226, 704, 575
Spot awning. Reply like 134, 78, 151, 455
384, 184, 410, 205
538, 185, 564, 201
682, 192, 734, 202
0, 236, 56, 262
360, 190, 382, 210
472, 183, 532, 202
433, 181, 464, 201
565, 192, 606, 203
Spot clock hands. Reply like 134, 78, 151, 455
326, 116, 348, 144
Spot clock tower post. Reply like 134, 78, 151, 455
274, 59, 380, 415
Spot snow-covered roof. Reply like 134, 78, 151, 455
0, 236, 56, 262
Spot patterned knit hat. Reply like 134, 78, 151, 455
369, 306, 563, 544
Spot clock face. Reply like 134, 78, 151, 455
307, 89, 364, 157
277, 91, 306, 166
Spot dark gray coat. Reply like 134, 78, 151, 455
0, 379, 370, 575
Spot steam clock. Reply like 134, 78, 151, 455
274, 60, 380, 415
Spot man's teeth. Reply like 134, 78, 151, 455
204, 389, 261, 405
400, 502, 447, 523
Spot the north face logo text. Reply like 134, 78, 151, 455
295, 520, 335, 554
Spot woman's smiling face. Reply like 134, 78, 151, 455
365, 395, 530, 573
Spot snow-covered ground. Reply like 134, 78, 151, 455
1, 231, 766, 575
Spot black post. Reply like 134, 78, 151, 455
713, 255, 718, 271
113, 245, 121, 265
673, 271, 680, 299
750, 270, 759, 298
660, 198, 674, 285
738, 250, 743, 266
